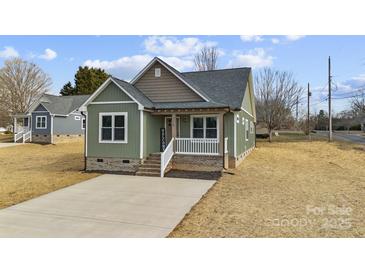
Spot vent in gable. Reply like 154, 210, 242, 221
155, 68, 161, 77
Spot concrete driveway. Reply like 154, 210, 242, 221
0, 143, 22, 148
0, 175, 215, 237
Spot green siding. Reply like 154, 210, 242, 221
94, 82, 133, 102
87, 103, 140, 158
242, 85, 253, 114
143, 112, 164, 156
179, 115, 190, 137
224, 112, 234, 157
234, 110, 255, 156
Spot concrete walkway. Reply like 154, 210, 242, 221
0, 175, 215, 237
0, 143, 22, 148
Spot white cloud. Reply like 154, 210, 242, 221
271, 38, 280, 44
39, 48, 57, 60
83, 54, 196, 80
0, 46, 19, 58
227, 48, 274, 68
240, 35, 264, 42
286, 35, 306, 41
144, 36, 218, 57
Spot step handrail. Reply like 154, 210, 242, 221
23, 130, 32, 143
160, 137, 174, 177
14, 131, 24, 143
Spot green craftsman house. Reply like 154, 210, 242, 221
80, 57, 256, 177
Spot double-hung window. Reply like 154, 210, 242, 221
36, 116, 47, 129
99, 112, 127, 143
245, 118, 249, 141
192, 116, 218, 139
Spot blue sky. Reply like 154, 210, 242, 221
1, 35, 365, 114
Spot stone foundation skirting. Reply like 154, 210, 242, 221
228, 146, 255, 168
172, 154, 223, 172
86, 157, 141, 173
32, 134, 51, 144
53, 134, 83, 143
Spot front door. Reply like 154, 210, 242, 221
165, 117, 180, 143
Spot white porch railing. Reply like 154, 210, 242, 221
160, 137, 174, 177
14, 131, 23, 143
175, 138, 219, 155
23, 130, 32, 143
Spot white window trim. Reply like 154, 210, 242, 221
81, 117, 86, 130
35, 115, 47, 129
190, 115, 219, 139
245, 118, 249, 141
75, 116, 81, 121
250, 121, 254, 134
98, 112, 128, 144
155, 67, 161, 77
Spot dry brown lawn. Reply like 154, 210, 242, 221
0, 134, 13, 143
170, 140, 365, 237
0, 141, 99, 209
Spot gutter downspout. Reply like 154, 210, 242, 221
81, 111, 87, 171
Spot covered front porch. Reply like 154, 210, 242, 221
13, 114, 31, 143
145, 107, 230, 177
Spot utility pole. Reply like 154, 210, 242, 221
328, 56, 333, 142
307, 83, 311, 139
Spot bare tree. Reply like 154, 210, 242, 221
194, 46, 218, 71
0, 58, 52, 126
255, 68, 304, 141
351, 90, 365, 114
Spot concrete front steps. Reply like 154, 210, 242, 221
136, 153, 161, 177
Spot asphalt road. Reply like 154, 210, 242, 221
314, 131, 365, 145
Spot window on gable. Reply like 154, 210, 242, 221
155, 68, 161, 77
99, 113, 127, 143
36, 116, 47, 129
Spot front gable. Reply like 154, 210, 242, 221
241, 72, 256, 121
34, 103, 49, 112
134, 61, 204, 103
242, 85, 253, 114
94, 82, 133, 102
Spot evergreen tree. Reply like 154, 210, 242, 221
60, 66, 109, 96
59, 81, 76, 96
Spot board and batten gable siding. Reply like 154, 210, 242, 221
134, 63, 204, 103
241, 85, 253, 114
31, 104, 51, 134
93, 82, 133, 102
54, 114, 84, 135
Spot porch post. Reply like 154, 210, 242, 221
171, 113, 177, 151
218, 113, 224, 155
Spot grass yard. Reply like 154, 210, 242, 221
170, 140, 365, 237
0, 141, 99, 209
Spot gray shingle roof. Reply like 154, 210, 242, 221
111, 77, 154, 108
37, 94, 90, 115
182, 68, 251, 110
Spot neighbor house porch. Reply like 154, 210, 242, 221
13, 114, 32, 143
